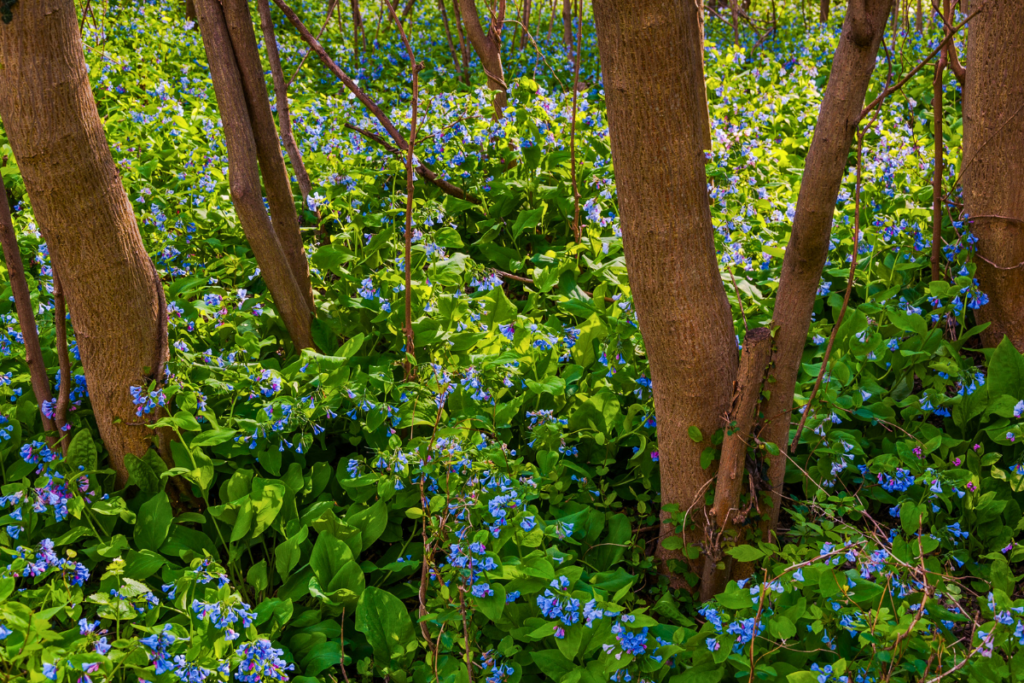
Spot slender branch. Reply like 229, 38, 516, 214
790, 124, 868, 453
285, 0, 342, 91
567, 0, 583, 243
343, 123, 479, 202
381, 0, 419, 381
258, 0, 320, 235
860, 4, 982, 119
274, 0, 480, 205
0, 175, 58, 446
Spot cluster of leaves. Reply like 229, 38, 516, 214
0, 1, 1022, 683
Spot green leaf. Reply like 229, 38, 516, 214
250, 478, 287, 539
275, 527, 308, 582
310, 530, 354, 586
348, 499, 388, 547
510, 207, 543, 238
171, 411, 202, 432
433, 226, 464, 248
769, 615, 797, 641
134, 492, 172, 551
526, 375, 566, 396
126, 452, 163, 495
670, 665, 722, 683
247, 560, 268, 592
688, 426, 704, 443
725, 545, 765, 562
355, 587, 417, 668
989, 336, 1024, 399
788, 673, 819, 683
475, 582, 506, 622
66, 430, 98, 473
190, 428, 236, 448
529, 650, 574, 678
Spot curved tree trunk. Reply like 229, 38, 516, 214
0, 0, 167, 487
562, 0, 572, 48
455, 0, 508, 114
593, 0, 739, 587
963, 0, 1024, 350
195, 0, 315, 350
222, 0, 314, 310
758, 0, 892, 534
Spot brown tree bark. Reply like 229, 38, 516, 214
700, 327, 772, 601
562, 0, 572, 48
728, 0, 741, 43
455, 0, 508, 114
963, 0, 1024, 350
256, 0, 318, 231
185, 0, 197, 22
195, 0, 315, 350
351, 0, 364, 56
930, 0, 950, 283
687, 0, 713, 151
222, 0, 314, 310
519, 0, 532, 48
916, 0, 922, 32
453, 0, 472, 83
0, 176, 58, 442
0, 0, 167, 487
758, 0, 892, 534
593, 0, 739, 585
820, 0, 830, 22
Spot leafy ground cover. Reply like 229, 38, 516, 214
0, 1, 1023, 682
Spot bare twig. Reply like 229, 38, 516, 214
0, 176, 59, 447
381, 0, 419, 380
567, 0, 583, 243
790, 123, 869, 453
285, 0, 342, 90
860, 4, 982, 119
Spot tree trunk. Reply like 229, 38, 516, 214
728, 0, 740, 44
0, 177, 58, 442
351, 0, 364, 55
519, 0, 532, 48
689, 0, 713, 150
256, 0, 318, 235
185, 0, 197, 22
222, 0, 314, 309
195, 0, 315, 350
758, 0, 892, 535
562, 0, 572, 48
453, 0, 471, 83
963, 0, 1024, 350
593, 0, 739, 586
0, 0, 167, 487
916, 0, 922, 32
819, 0, 829, 22
455, 0, 508, 114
